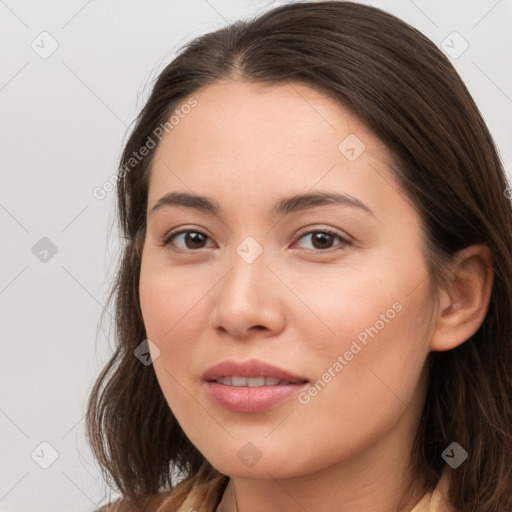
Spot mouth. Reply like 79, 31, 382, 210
202, 359, 309, 413
202, 359, 309, 384
212, 376, 308, 387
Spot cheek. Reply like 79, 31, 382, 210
310, 304, 429, 429
139, 262, 214, 394
291, 262, 402, 354
139, 262, 203, 343
298, 263, 431, 407
139, 268, 199, 419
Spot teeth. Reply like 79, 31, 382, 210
232, 376, 250, 387
215, 376, 293, 387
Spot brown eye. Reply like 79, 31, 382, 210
294, 229, 351, 252
162, 227, 351, 254
163, 230, 214, 251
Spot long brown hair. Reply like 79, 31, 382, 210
86, 1, 512, 510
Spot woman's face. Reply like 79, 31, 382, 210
139, 80, 436, 479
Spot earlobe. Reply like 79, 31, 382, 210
429, 244, 494, 352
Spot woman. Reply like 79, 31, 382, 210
86, 2, 512, 511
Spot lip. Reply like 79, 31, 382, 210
202, 359, 309, 413
202, 359, 308, 383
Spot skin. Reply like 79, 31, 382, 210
139, 80, 494, 512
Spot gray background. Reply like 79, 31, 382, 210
1, 0, 511, 511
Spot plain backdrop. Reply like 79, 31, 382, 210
1, 0, 511, 510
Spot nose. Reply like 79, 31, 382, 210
210, 246, 285, 340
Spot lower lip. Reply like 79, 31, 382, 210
204, 381, 309, 413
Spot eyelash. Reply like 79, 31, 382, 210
161, 227, 352, 254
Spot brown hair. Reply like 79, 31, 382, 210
86, 1, 512, 510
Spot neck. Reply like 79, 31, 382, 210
215, 405, 429, 512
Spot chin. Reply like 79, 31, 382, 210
199, 443, 309, 481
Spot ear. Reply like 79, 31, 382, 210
429, 244, 494, 352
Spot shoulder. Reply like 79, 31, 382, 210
94, 490, 175, 512
172, 470, 228, 512
93, 471, 228, 512
411, 471, 456, 512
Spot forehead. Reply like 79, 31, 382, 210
150, 80, 392, 179
164, 80, 380, 150
146, 80, 414, 225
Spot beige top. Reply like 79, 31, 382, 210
101, 469, 455, 512
408, 472, 454, 512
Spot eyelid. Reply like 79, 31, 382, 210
294, 224, 351, 241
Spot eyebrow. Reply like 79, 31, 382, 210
149, 191, 375, 218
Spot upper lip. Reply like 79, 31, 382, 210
202, 359, 309, 383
